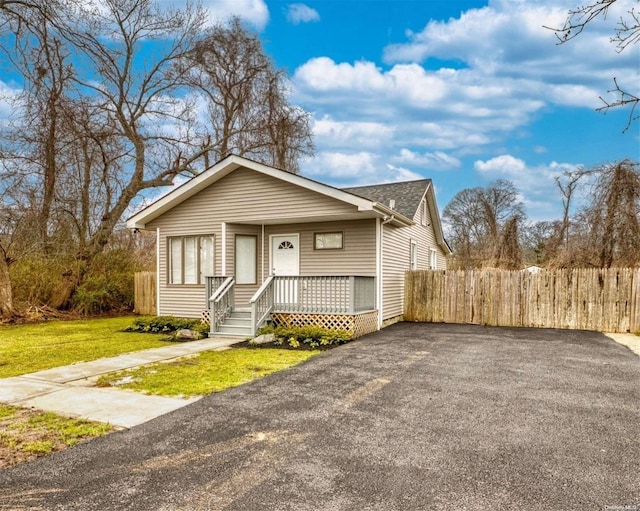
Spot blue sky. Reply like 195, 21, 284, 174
205, 0, 640, 221
1, 0, 638, 222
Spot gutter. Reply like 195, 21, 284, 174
372, 203, 413, 227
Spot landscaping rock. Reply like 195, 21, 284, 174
250, 333, 275, 345
175, 329, 201, 341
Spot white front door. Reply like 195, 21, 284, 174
271, 234, 300, 276
271, 234, 299, 306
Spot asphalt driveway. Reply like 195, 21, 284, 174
1, 323, 638, 511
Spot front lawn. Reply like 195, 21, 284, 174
0, 316, 171, 378
97, 347, 319, 397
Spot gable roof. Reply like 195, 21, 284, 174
344, 179, 451, 255
342, 179, 432, 219
126, 154, 413, 229
126, 154, 451, 255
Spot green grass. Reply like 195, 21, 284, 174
0, 316, 171, 378
97, 347, 319, 397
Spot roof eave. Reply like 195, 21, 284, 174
372, 203, 414, 226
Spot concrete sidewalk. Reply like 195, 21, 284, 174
0, 337, 242, 428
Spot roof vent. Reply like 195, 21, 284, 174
389, 199, 395, 209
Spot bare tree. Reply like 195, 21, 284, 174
520, 220, 562, 266
587, 160, 640, 266
0, 1, 316, 313
492, 216, 523, 270
547, 0, 640, 130
183, 17, 314, 173
443, 180, 525, 269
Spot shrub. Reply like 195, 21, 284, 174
125, 316, 209, 337
257, 325, 351, 348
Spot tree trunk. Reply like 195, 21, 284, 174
0, 256, 15, 319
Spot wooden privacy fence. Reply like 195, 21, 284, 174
134, 271, 156, 315
405, 268, 640, 333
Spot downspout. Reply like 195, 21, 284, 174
378, 215, 395, 329
221, 222, 227, 275
261, 224, 265, 283
156, 227, 161, 316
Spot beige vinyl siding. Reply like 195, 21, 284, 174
382, 224, 410, 320
411, 199, 448, 270
381, 198, 448, 320
146, 167, 370, 317
264, 219, 376, 277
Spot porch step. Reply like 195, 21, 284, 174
210, 310, 253, 338
214, 324, 253, 337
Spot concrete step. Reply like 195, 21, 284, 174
215, 324, 253, 337
229, 311, 251, 319
223, 317, 252, 327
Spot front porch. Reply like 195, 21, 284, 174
204, 275, 378, 338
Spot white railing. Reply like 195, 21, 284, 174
249, 276, 275, 336
212, 275, 376, 337
208, 276, 235, 334
272, 276, 375, 314
205, 276, 229, 309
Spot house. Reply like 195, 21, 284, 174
126, 154, 451, 338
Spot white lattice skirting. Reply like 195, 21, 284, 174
270, 311, 379, 339
201, 309, 379, 339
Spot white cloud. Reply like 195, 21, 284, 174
286, 3, 320, 25
0, 81, 20, 121
302, 151, 379, 182
474, 155, 583, 221
383, 0, 638, 97
294, 57, 547, 154
312, 116, 394, 150
392, 149, 461, 171
301, 151, 427, 187
199, 0, 269, 30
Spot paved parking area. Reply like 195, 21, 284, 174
1, 323, 638, 511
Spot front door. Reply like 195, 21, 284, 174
271, 234, 299, 306
271, 234, 300, 276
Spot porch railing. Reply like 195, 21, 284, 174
205, 276, 230, 309
249, 276, 275, 336
272, 275, 375, 314
208, 276, 235, 334
209, 275, 376, 337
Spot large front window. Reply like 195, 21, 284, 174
168, 235, 214, 285
235, 235, 257, 284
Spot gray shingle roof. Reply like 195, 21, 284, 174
342, 179, 431, 219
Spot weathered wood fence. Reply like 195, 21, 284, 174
134, 271, 156, 315
405, 268, 640, 333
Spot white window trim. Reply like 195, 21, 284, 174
168, 235, 214, 285
410, 240, 418, 271
430, 248, 438, 270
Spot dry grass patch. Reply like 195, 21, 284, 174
0, 405, 113, 469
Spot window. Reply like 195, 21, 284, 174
421, 199, 428, 226
235, 235, 257, 284
430, 248, 438, 269
314, 231, 343, 250
410, 240, 418, 270
168, 235, 214, 285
